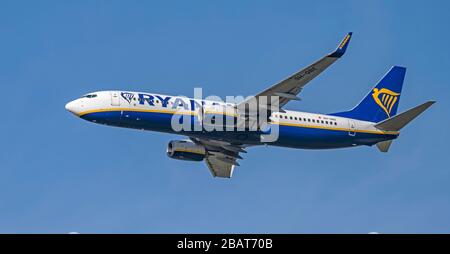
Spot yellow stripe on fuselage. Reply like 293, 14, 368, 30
274, 121, 398, 135
78, 108, 399, 135
78, 108, 238, 118
78, 108, 195, 117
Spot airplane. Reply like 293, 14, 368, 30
65, 32, 435, 178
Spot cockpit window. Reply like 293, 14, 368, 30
83, 94, 97, 98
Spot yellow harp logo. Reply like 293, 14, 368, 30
372, 88, 400, 117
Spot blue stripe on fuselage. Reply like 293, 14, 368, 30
80, 110, 397, 149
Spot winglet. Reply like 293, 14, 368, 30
328, 32, 352, 58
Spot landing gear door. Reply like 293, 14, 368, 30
111, 91, 120, 106
348, 119, 356, 136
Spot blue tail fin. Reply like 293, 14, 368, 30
330, 66, 406, 123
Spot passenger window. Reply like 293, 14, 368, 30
290, 116, 293, 120
312, 119, 315, 123
321, 120, 324, 124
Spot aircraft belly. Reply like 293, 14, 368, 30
270, 125, 352, 149
270, 125, 394, 149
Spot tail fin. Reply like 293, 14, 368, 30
331, 66, 406, 123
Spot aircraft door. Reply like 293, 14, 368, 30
348, 119, 356, 136
111, 91, 120, 106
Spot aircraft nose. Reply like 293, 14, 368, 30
65, 100, 78, 115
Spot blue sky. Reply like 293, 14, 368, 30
1, 0, 449, 233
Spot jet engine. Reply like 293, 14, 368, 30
166, 140, 206, 161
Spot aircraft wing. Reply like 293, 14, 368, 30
239, 32, 352, 109
190, 137, 247, 178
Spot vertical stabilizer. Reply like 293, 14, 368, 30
331, 66, 406, 123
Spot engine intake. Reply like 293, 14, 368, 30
167, 140, 206, 162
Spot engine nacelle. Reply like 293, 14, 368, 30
167, 140, 206, 162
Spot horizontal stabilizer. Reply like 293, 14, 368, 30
376, 140, 393, 153
375, 101, 435, 131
